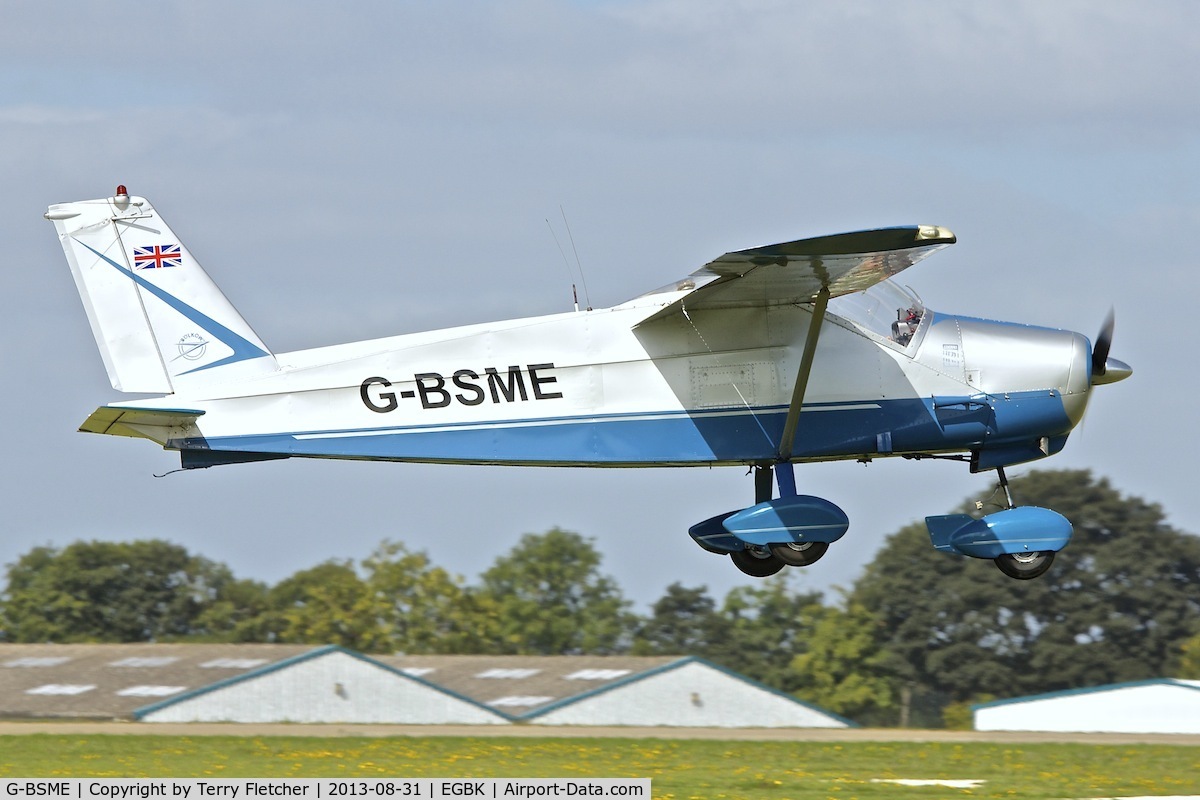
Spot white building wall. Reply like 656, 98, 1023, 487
140, 651, 508, 724
530, 661, 847, 728
975, 683, 1200, 734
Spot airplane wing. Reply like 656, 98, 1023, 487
636, 225, 955, 463
79, 406, 204, 445
641, 225, 955, 323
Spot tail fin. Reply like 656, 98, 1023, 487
46, 187, 276, 394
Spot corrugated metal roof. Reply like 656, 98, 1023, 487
0, 643, 317, 719
377, 654, 684, 716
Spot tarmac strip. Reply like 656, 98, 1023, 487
0, 721, 1199, 745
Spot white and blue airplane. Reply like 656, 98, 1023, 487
47, 187, 1130, 580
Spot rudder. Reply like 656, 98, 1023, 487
46, 187, 276, 394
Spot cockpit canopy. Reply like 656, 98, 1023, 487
828, 280, 925, 347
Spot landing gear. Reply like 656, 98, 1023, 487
689, 463, 848, 578
994, 550, 1055, 580
730, 546, 785, 577
733, 464, 799, 577
927, 465, 1072, 580
769, 541, 829, 567
996, 465, 1016, 509
990, 468, 1057, 580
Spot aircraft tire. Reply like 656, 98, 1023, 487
994, 550, 1055, 580
769, 541, 829, 567
730, 547, 786, 577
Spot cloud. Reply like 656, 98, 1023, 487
8, 1, 1198, 145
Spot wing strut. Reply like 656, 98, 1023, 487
777, 286, 830, 463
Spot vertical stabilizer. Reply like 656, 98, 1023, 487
46, 188, 276, 394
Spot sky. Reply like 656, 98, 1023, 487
1, 1, 1196, 610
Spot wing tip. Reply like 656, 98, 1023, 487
917, 225, 956, 244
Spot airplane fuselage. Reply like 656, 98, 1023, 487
122, 286, 1091, 473
49, 191, 1132, 580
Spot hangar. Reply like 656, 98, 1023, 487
135, 647, 508, 724
382, 654, 853, 728
974, 679, 1200, 734
524, 657, 851, 728
1, 645, 850, 727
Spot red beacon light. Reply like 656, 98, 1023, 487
115, 185, 128, 198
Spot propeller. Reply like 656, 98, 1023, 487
1092, 310, 1114, 379
1091, 309, 1131, 385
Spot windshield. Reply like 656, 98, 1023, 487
827, 280, 925, 346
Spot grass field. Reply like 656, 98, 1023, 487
1, 734, 1199, 799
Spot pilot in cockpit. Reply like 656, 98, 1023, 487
892, 306, 922, 346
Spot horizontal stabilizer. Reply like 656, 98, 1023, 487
79, 406, 204, 445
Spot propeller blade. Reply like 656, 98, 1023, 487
1092, 309, 1115, 379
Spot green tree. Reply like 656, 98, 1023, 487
261, 560, 389, 652
853, 470, 1200, 725
714, 572, 825, 692
362, 540, 476, 654
633, 582, 732, 656
790, 598, 894, 723
191, 576, 272, 642
474, 528, 634, 654
0, 539, 256, 642
1178, 633, 1200, 679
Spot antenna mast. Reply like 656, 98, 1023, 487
546, 211, 592, 312
560, 206, 593, 311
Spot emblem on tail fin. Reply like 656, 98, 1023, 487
176, 333, 209, 362
134, 244, 182, 270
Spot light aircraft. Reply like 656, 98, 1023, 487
47, 187, 1130, 580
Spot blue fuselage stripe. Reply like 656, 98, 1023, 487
181, 391, 1072, 466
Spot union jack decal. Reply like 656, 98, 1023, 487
133, 244, 182, 270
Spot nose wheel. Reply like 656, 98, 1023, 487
989, 467, 1059, 580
